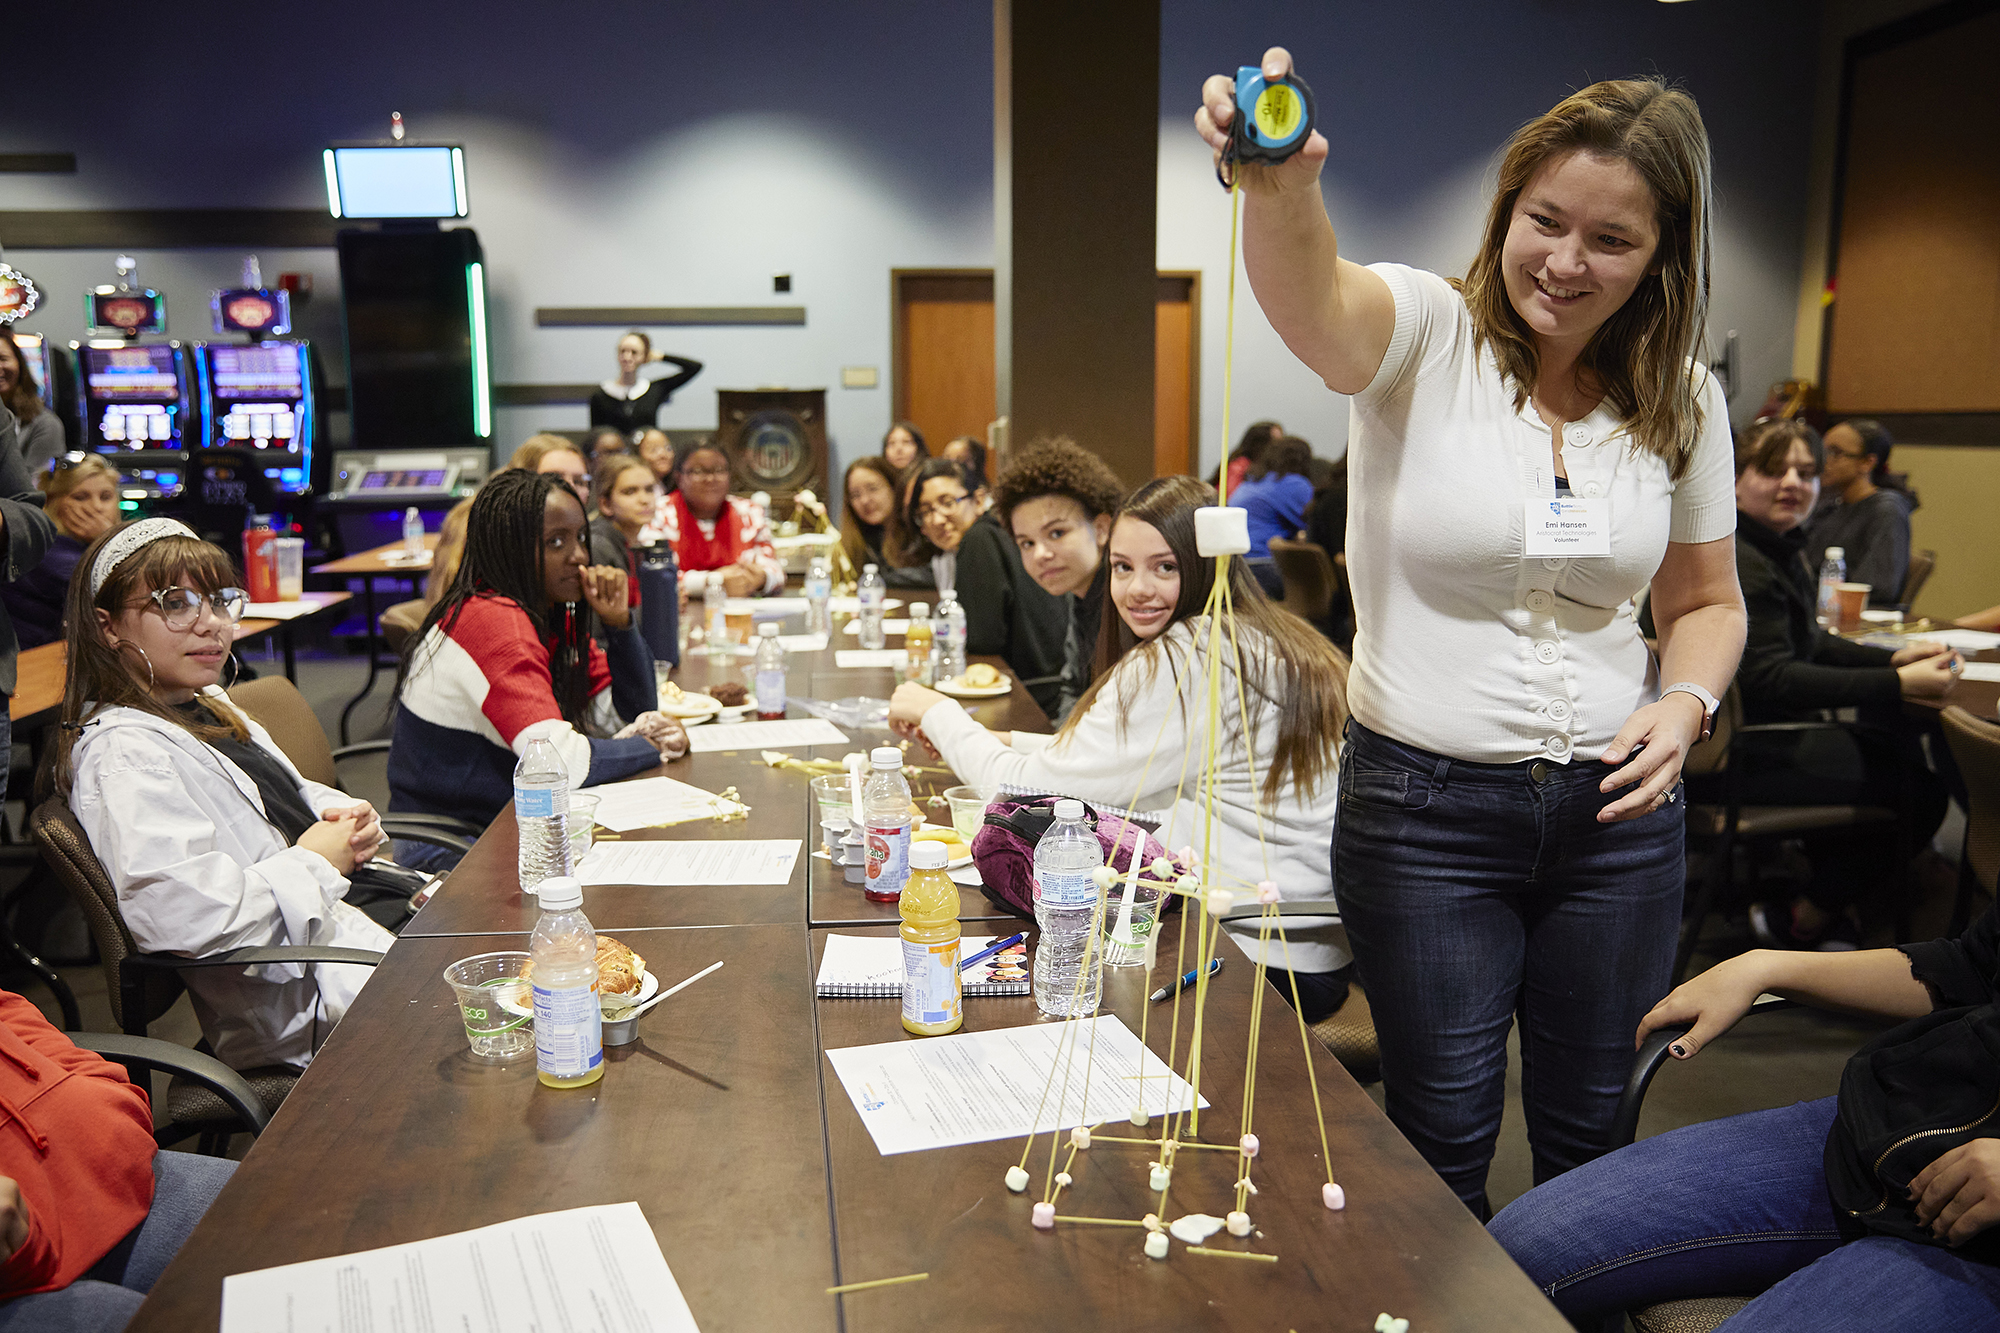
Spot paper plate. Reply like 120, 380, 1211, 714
936, 674, 1012, 699
660, 693, 723, 721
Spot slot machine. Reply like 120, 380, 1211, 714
71, 341, 194, 501
193, 341, 314, 495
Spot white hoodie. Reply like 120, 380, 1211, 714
921, 619, 1348, 975
69, 687, 394, 1070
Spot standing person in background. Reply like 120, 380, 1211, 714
1198, 55, 1746, 1215
3, 455, 120, 649
589, 454, 658, 647
992, 437, 1126, 722
638, 429, 678, 498
1804, 419, 1914, 609
587, 331, 701, 438
0, 331, 63, 475
902, 457, 1067, 715
882, 421, 928, 477
654, 440, 782, 597
1228, 435, 1315, 600
838, 457, 931, 589
1209, 419, 1283, 496
0, 406, 56, 764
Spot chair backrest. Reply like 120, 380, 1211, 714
28, 797, 183, 1033
379, 598, 428, 658
1941, 704, 2000, 894
227, 676, 338, 789
1267, 537, 1336, 622
1901, 548, 1937, 610
1680, 681, 1743, 779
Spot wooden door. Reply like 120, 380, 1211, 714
1155, 273, 1199, 478
893, 271, 997, 475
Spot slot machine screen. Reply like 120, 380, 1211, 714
81, 344, 186, 449
205, 344, 303, 448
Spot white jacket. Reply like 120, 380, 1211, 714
69, 689, 394, 1070
921, 619, 1348, 974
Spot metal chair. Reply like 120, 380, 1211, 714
1221, 900, 1378, 1084
1940, 705, 2000, 937
29, 797, 384, 1152
1672, 684, 1907, 983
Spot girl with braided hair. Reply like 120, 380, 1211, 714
389, 469, 684, 868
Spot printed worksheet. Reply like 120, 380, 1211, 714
576, 776, 748, 831
825, 1014, 1206, 1155
833, 650, 906, 669
575, 839, 801, 887
683, 717, 847, 753
219, 1202, 698, 1332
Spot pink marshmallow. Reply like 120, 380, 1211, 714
1031, 1202, 1056, 1230
1257, 880, 1280, 904
1239, 1133, 1260, 1158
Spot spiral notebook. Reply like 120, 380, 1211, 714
815, 934, 1029, 997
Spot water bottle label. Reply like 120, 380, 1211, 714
901, 937, 962, 1026
1036, 870, 1098, 908
531, 981, 603, 1078
756, 670, 786, 704
866, 823, 911, 896
514, 785, 559, 819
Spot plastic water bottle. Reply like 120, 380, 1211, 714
1817, 546, 1847, 628
529, 876, 603, 1088
402, 506, 425, 559
857, 564, 886, 650
704, 575, 729, 660
1032, 799, 1105, 1018
905, 602, 934, 685
805, 555, 832, 635
754, 622, 787, 720
862, 746, 912, 904
900, 841, 963, 1036
512, 737, 571, 897
936, 591, 967, 685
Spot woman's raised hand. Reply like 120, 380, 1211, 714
1194, 47, 1328, 194
580, 565, 631, 630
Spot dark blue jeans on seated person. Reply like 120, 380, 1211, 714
1489, 1097, 2000, 1332
1333, 720, 1684, 1218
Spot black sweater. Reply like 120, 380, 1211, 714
586, 356, 704, 434
955, 511, 1068, 715
1734, 510, 1901, 725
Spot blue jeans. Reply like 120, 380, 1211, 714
1334, 721, 1684, 1216
1489, 1097, 2000, 1331
0, 1150, 237, 1330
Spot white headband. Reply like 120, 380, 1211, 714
90, 518, 200, 598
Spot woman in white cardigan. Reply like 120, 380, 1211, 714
890, 475, 1353, 1020
53, 519, 394, 1071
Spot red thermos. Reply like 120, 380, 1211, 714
242, 517, 278, 602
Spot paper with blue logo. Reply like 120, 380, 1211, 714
1522, 496, 1610, 557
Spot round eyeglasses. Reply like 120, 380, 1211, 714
916, 494, 975, 524
147, 586, 249, 632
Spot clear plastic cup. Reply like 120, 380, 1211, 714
810, 773, 856, 829
944, 785, 986, 842
273, 538, 304, 601
567, 793, 600, 868
442, 952, 534, 1059
1101, 875, 1165, 968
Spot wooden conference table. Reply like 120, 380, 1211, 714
132, 622, 1566, 1331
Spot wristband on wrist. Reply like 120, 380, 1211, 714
1661, 681, 1720, 742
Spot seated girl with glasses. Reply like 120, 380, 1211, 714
52, 519, 397, 1071
649, 441, 782, 597
392, 470, 686, 868
902, 456, 1069, 716
891, 475, 1355, 1020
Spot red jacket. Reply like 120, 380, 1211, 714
0, 991, 155, 1299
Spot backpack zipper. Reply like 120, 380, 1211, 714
1849, 1088, 2000, 1218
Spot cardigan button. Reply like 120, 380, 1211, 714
1534, 640, 1561, 665
1582, 481, 1603, 499
1547, 698, 1572, 722
1525, 590, 1553, 613
1564, 423, 1590, 446
1547, 734, 1572, 757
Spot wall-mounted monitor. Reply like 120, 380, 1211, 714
323, 144, 468, 219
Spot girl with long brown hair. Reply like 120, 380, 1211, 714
890, 476, 1354, 1020
1197, 53, 1748, 1212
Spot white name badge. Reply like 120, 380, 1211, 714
1523, 497, 1611, 557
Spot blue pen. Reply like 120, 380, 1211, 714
959, 931, 1028, 972
1150, 957, 1223, 1003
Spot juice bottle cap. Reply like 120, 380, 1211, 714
759, 622, 779, 637
910, 602, 928, 617
871, 746, 902, 769
863, 563, 879, 573
910, 841, 948, 870
537, 876, 582, 909
1054, 798, 1085, 821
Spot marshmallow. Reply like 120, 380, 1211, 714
1142, 1213, 1162, 1232
1144, 1231, 1170, 1260
1054, 1171, 1072, 1188
1239, 1133, 1260, 1158
1257, 879, 1280, 904
1206, 887, 1235, 917
1005, 1165, 1030, 1193
1375, 1317, 1408, 1333
1129, 1105, 1149, 1126
1031, 1201, 1055, 1229
1091, 865, 1118, 891
1226, 1211, 1252, 1237
1168, 1213, 1224, 1243
1070, 1125, 1091, 1150
1148, 1163, 1173, 1192
1149, 856, 1175, 878
1193, 505, 1251, 557
1234, 1177, 1259, 1195
1323, 1181, 1346, 1211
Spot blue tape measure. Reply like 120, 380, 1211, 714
1229, 65, 1316, 166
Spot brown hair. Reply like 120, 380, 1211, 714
506, 433, 584, 472
422, 496, 475, 606
1734, 418, 1824, 479
41, 455, 120, 539
992, 436, 1125, 527
840, 456, 917, 572
1058, 476, 1349, 806
1456, 78, 1713, 479
592, 451, 655, 516
49, 528, 250, 799
0, 329, 44, 423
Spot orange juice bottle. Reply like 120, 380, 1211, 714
905, 602, 935, 685
899, 841, 963, 1035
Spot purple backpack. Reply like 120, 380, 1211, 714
968, 794, 1175, 920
